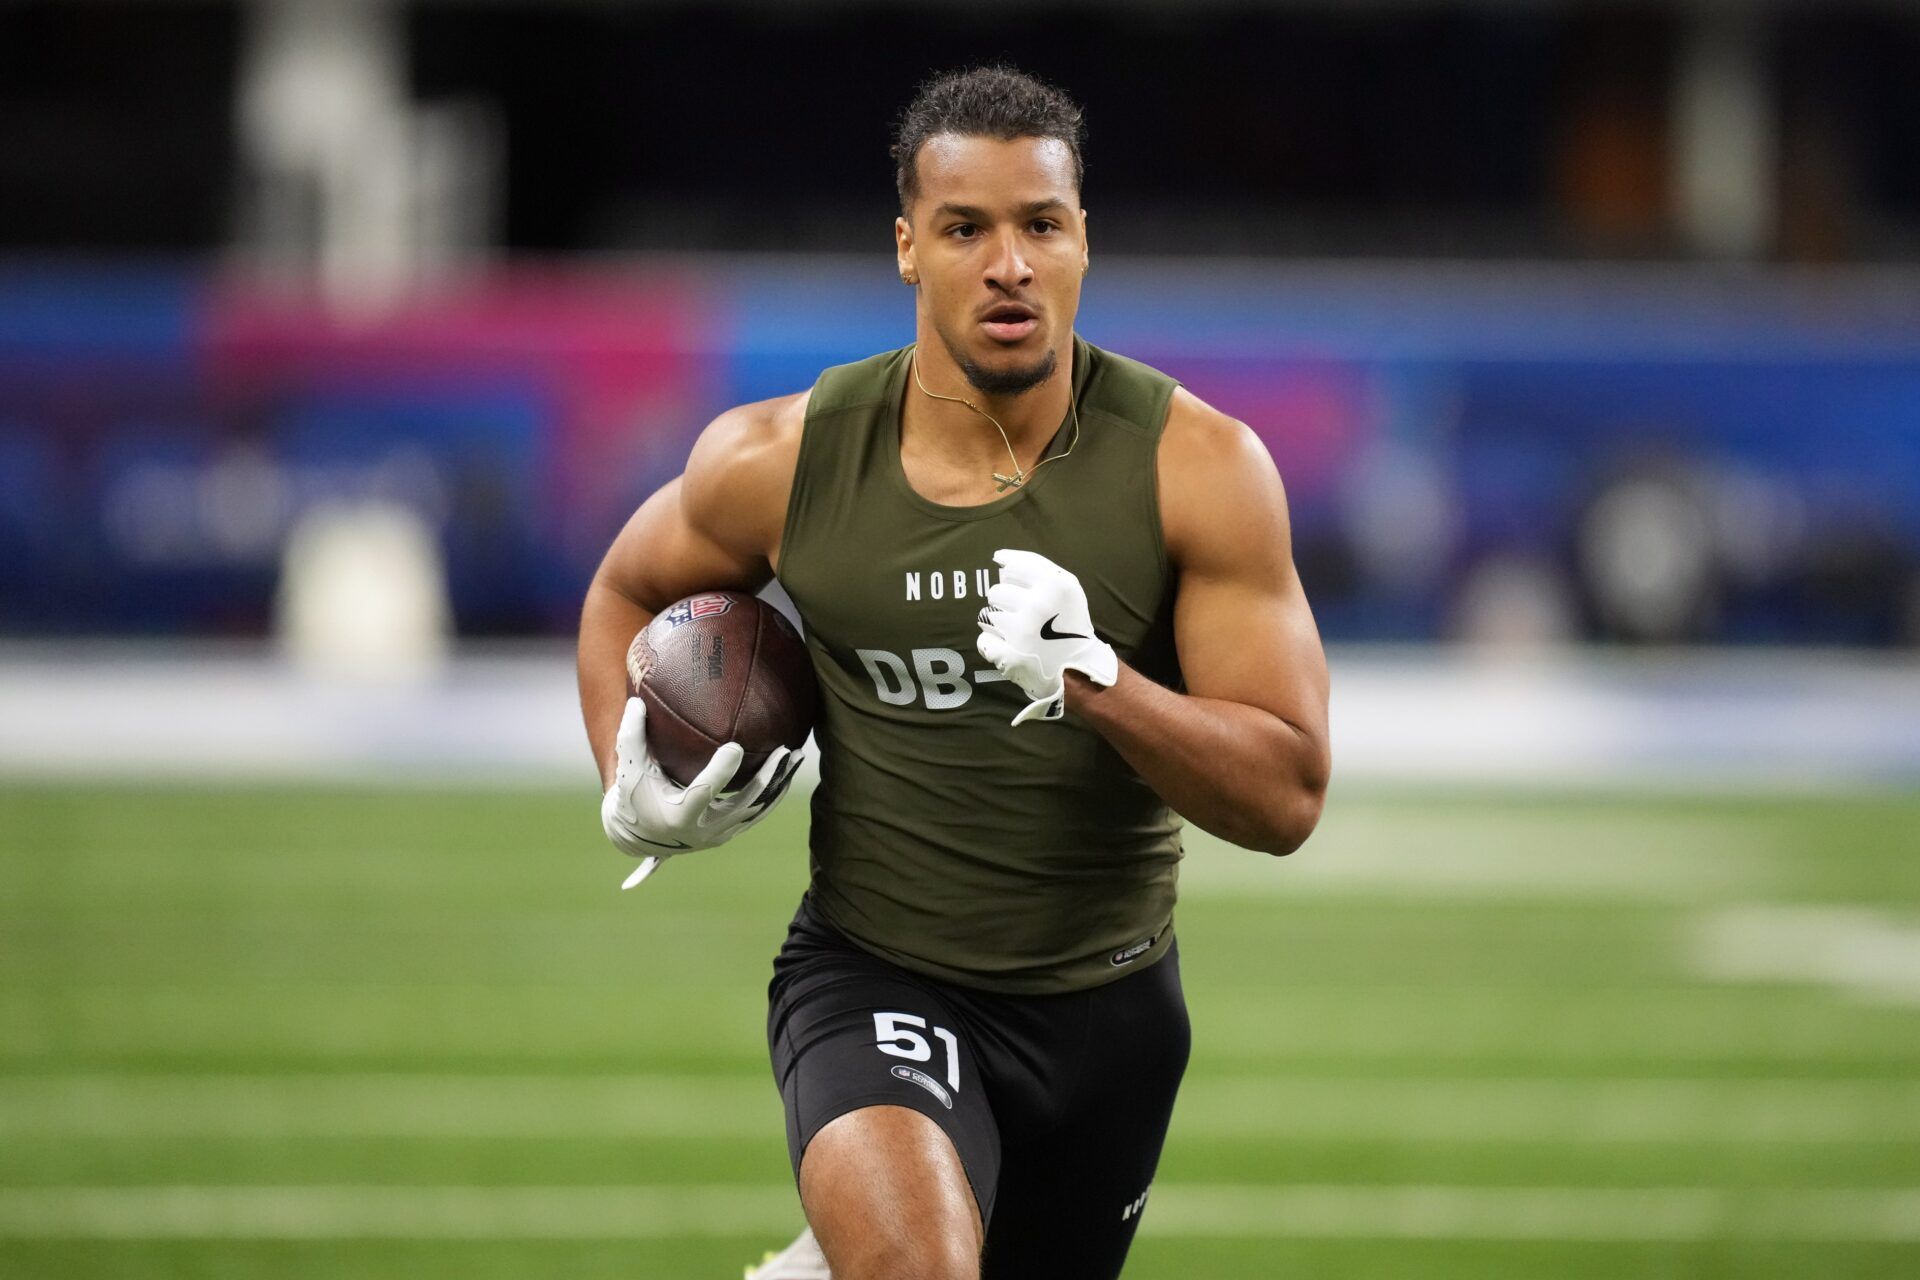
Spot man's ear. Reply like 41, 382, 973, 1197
895, 215, 917, 284
1080, 208, 1090, 273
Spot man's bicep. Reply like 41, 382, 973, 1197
1168, 431, 1328, 742
594, 476, 772, 613
1173, 554, 1327, 737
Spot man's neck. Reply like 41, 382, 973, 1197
902, 336, 1075, 468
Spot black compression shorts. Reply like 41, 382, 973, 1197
766, 893, 1190, 1280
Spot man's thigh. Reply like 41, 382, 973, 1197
800, 1104, 982, 1279
768, 928, 1003, 1225
977, 948, 1191, 1280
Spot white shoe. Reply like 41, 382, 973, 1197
743, 1226, 831, 1279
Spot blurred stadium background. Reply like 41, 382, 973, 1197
4, 0, 1920, 1276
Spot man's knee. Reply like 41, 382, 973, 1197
800, 1105, 982, 1280
830, 1233, 977, 1280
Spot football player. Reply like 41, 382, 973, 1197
579, 65, 1330, 1280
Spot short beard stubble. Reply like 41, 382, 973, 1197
936, 330, 1059, 398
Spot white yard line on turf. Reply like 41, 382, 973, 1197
6, 1075, 1920, 1143
1178, 815, 1787, 901
1695, 904, 1920, 1007
1, 1185, 1918, 1242
0, 1186, 800, 1239
1147, 1185, 1920, 1242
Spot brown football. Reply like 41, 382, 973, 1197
624, 591, 817, 791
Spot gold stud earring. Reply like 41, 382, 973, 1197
902, 272, 917, 285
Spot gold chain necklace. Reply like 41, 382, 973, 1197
909, 346, 1080, 492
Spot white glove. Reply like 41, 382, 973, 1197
600, 697, 804, 888
975, 548, 1119, 726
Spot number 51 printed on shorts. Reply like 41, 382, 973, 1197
873, 1012, 961, 1109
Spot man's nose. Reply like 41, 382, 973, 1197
983, 229, 1033, 292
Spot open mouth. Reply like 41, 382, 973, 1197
980, 304, 1038, 342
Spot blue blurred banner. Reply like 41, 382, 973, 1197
3, 260, 1918, 644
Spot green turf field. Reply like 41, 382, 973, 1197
4, 782, 1919, 1278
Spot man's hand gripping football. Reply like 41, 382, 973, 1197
601, 698, 803, 888
975, 548, 1119, 725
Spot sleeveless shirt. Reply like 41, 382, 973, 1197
776, 334, 1185, 994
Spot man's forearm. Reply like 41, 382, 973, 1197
1066, 665, 1329, 855
578, 577, 654, 790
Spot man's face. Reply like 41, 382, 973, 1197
896, 134, 1088, 398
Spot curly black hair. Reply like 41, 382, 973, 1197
890, 65, 1086, 216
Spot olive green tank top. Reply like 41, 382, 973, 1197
777, 335, 1185, 994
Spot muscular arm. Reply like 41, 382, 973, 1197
1067, 391, 1331, 854
576, 395, 804, 788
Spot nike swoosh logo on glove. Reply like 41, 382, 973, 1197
1039, 614, 1090, 642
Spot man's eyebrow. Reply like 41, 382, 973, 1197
932, 200, 1070, 222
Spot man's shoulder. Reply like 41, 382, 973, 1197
1075, 340, 1179, 438
1083, 339, 1176, 387
691, 340, 907, 489
1156, 386, 1286, 567
705, 388, 811, 452
682, 391, 810, 548
807, 345, 912, 417
1161, 385, 1268, 474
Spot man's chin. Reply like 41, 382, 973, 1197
952, 343, 1058, 399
